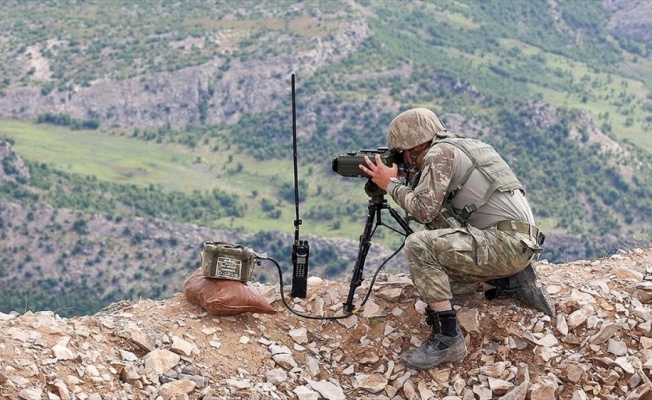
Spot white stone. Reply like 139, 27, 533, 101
51, 345, 75, 361
457, 308, 481, 333
307, 276, 323, 287
273, 353, 298, 369
269, 344, 292, 355
336, 314, 358, 329
480, 362, 506, 378
18, 388, 42, 400
143, 349, 180, 374
567, 307, 593, 330
414, 300, 428, 314
225, 379, 251, 389
614, 356, 635, 374
417, 380, 435, 399
306, 355, 320, 377
84, 365, 100, 377
119, 350, 138, 362
294, 385, 319, 400
556, 315, 569, 336
354, 373, 387, 393
488, 377, 514, 393
171, 336, 194, 356
305, 379, 346, 400
362, 300, 386, 318
159, 379, 196, 400
570, 289, 596, 304
538, 333, 559, 347
201, 327, 217, 336
589, 322, 622, 344
641, 337, 652, 349
289, 328, 309, 344
266, 368, 288, 385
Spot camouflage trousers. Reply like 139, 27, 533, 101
404, 225, 536, 303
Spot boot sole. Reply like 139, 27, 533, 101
519, 263, 556, 317
487, 264, 556, 317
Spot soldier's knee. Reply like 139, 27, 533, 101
405, 231, 426, 254
405, 231, 438, 261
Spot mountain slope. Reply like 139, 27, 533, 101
2, 139, 649, 317
0, 249, 651, 399
1, 0, 652, 315
1, 0, 650, 239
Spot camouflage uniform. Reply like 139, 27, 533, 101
401, 225, 537, 301
386, 112, 540, 304
383, 108, 551, 371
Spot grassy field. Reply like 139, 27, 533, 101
440, 39, 651, 152
0, 118, 397, 244
478, 37, 652, 151
0, 119, 212, 190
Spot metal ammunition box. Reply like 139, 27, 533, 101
201, 241, 257, 281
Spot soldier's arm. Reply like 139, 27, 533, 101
387, 145, 455, 224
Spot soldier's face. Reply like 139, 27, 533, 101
403, 150, 413, 166
403, 147, 420, 167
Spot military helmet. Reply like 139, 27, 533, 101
387, 108, 447, 151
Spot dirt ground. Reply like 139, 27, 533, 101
1, 249, 652, 399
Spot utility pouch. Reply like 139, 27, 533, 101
201, 242, 266, 282
519, 238, 543, 255
426, 200, 464, 230
519, 230, 545, 255
427, 209, 462, 230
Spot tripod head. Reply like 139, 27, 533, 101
364, 179, 387, 203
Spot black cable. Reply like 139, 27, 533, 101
353, 241, 405, 313
266, 240, 405, 320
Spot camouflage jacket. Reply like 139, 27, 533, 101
386, 137, 535, 229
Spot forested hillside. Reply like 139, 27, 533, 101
0, 0, 651, 315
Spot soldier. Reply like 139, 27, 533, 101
359, 108, 554, 371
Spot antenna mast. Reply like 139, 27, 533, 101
290, 73, 309, 298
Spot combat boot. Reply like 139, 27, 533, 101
401, 307, 467, 371
485, 263, 556, 317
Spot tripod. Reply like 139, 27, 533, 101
343, 180, 414, 314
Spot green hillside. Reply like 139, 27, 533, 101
1, 0, 652, 264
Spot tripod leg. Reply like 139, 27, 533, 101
343, 202, 378, 314
387, 205, 414, 236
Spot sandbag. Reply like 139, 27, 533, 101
182, 268, 276, 316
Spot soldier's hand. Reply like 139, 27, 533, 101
359, 154, 398, 191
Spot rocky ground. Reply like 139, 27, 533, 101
1, 248, 652, 400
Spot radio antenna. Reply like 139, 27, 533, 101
290, 73, 309, 298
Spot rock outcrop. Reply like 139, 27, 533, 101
0, 19, 369, 129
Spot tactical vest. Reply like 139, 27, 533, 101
431, 133, 525, 226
